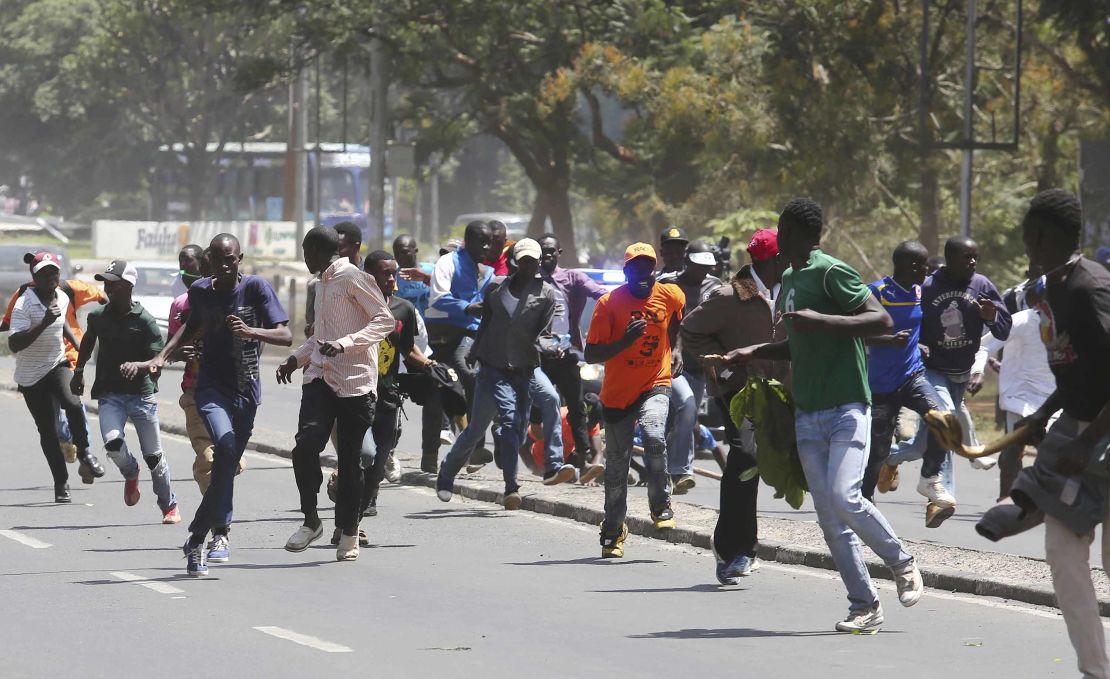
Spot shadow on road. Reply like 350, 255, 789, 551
630, 627, 883, 639
507, 557, 663, 566
403, 509, 510, 520
591, 583, 732, 594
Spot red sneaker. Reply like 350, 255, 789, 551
162, 505, 181, 524
124, 478, 141, 506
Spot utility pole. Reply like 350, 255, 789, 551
291, 64, 309, 259
368, 34, 388, 251
958, 0, 977, 238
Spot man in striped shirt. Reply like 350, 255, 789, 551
278, 226, 395, 562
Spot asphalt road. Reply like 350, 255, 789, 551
0, 391, 1101, 678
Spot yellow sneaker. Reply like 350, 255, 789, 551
652, 507, 676, 530
601, 523, 628, 558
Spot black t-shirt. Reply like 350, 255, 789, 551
1039, 257, 1110, 421
378, 295, 418, 392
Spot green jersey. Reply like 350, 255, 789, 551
778, 249, 872, 412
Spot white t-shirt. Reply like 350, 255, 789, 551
10, 287, 69, 387
972, 308, 1057, 417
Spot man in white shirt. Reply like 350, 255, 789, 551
971, 277, 1057, 499
278, 226, 394, 562
8, 251, 105, 502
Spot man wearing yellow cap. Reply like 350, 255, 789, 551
585, 243, 685, 558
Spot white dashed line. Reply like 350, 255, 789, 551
110, 571, 185, 595
253, 626, 353, 653
0, 529, 52, 549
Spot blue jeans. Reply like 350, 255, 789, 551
56, 401, 92, 447
795, 403, 913, 612
530, 368, 565, 474
438, 365, 533, 495
862, 371, 942, 501
667, 374, 698, 475
601, 392, 671, 538
886, 368, 965, 493
188, 386, 258, 536
98, 394, 176, 511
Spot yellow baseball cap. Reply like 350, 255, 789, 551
623, 242, 657, 265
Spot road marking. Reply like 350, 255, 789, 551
0, 529, 51, 549
253, 626, 353, 653
110, 571, 185, 595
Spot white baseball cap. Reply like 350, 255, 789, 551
95, 260, 139, 286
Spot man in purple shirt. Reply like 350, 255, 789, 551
886, 236, 1011, 526
538, 233, 607, 480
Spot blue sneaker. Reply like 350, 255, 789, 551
724, 554, 759, 579
184, 539, 208, 577
711, 537, 740, 586
207, 534, 230, 563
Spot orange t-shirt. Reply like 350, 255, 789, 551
585, 282, 685, 409
2, 280, 106, 367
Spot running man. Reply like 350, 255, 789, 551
71, 260, 179, 523
279, 227, 393, 562
8, 251, 105, 501
148, 233, 291, 576
586, 243, 684, 558
722, 199, 922, 631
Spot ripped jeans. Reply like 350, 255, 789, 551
98, 393, 176, 511
601, 392, 671, 539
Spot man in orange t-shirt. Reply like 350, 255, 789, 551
585, 242, 685, 558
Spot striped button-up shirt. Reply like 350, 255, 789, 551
292, 258, 395, 397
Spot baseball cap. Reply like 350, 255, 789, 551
747, 229, 780, 261
660, 226, 688, 244
24, 251, 61, 275
95, 260, 139, 286
624, 242, 657, 265
687, 251, 717, 266
513, 238, 541, 263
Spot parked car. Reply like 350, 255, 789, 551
0, 243, 76, 302
130, 261, 181, 339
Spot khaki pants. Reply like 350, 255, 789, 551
181, 388, 244, 494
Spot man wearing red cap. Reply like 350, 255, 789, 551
8, 251, 105, 502
586, 242, 685, 558
683, 228, 788, 583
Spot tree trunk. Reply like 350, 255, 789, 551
919, 161, 941, 256
530, 183, 577, 264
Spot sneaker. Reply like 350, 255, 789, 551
579, 463, 605, 485
330, 528, 369, 547
420, 454, 438, 474
916, 475, 956, 508
971, 455, 998, 471
877, 464, 899, 493
437, 489, 453, 502
54, 483, 71, 504
385, 453, 402, 483
725, 554, 760, 578
601, 523, 628, 558
835, 604, 884, 633
710, 536, 739, 586
466, 448, 493, 474
162, 505, 181, 525
285, 524, 323, 552
925, 501, 955, 528
326, 470, 338, 503
76, 450, 106, 484
336, 533, 359, 561
207, 534, 230, 563
439, 429, 454, 445
123, 478, 141, 506
652, 507, 676, 530
671, 474, 696, 495
504, 490, 522, 510
543, 464, 578, 486
893, 561, 923, 607
363, 505, 378, 518
60, 441, 78, 464
184, 539, 208, 577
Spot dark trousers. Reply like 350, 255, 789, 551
291, 380, 375, 532
541, 353, 591, 462
421, 333, 479, 461
712, 392, 759, 562
862, 371, 941, 501
20, 362, 91, 486
360, 394, 402, 512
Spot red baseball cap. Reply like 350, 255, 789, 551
24, 251, 61, 275
747, 229, 779, 261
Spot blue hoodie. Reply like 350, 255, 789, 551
920, 267, 1011, 375
425, 247, 493, 333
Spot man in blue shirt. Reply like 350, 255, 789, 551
393, 234, 430, 316
862, 241, 945, 501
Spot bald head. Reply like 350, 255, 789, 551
208, 233, 242, 286
393, 234, 418, 268
944, 235, 979, 283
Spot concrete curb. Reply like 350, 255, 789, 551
4, 383, 1093, 616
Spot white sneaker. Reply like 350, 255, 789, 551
437, 489, 453, 502
336, 533, 359, 561
284, 524, 323, 552
385, 453, 402, 483
440, 429, 454, 445
893, 562, 923, 607
916, 475, 956, 508
971, 455, 998, 470
835, 604, 884, 632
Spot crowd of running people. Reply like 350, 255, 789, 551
7, 189, 1110, 675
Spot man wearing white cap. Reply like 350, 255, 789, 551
71, 260, 180, 523
436, 238, 557, 509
